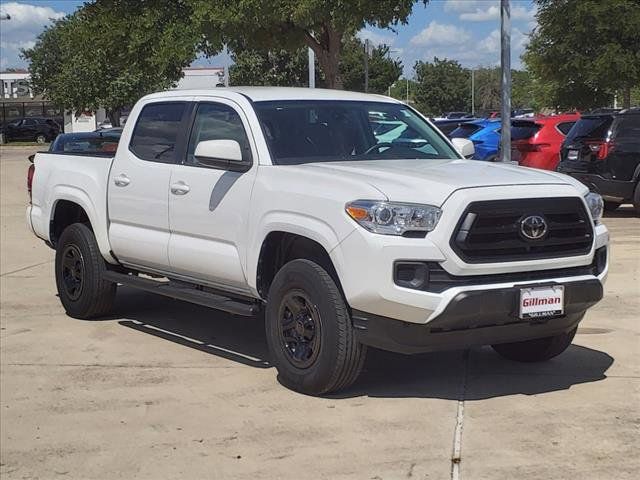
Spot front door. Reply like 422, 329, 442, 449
168, 100, 257, 292
108, 100, 189, 270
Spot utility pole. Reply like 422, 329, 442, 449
364, 39, 370, 93
500, 0, 511, 163
471, 69, 475, 116
308, 47, 315, 88
223, 44, 230, 87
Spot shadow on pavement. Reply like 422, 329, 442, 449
112, 287, 614, 400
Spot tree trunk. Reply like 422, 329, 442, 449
303, 25, 343, 89
107, 108, 121, 128
622, 85, 631, 109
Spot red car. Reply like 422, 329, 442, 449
512, 113, 580, 170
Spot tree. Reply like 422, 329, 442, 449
229, 36, 402, 94
192, 0, 427, 89
230, 48, 312, 87
414, 57, 469, 116
524, 0, 640, 109
24, 0, 205, 126
473, 67, 500, 113
340, 37, 402, 94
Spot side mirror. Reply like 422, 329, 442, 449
451, 138, 475, 159
194, 139, 250, 172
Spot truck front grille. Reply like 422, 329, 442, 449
450, 197, 593, 263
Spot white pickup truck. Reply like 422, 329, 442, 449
27, 88, 609, 395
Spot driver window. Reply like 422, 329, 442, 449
186, 102, 252, 165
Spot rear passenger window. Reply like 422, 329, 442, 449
186, 102, 252, 165
556, 122, 575, 135
129, 102, 186, 162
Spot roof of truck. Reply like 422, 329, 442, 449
148, 86, 401, 103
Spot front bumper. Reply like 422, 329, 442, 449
563, 172, 636, 202
332, 186, 610, 324
352, 279, 602, 354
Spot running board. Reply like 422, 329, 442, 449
103, 271, 258, 317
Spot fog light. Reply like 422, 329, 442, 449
394, 262, 429, 290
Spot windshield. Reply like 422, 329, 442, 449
253, 100, 459, 165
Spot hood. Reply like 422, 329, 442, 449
303, 159, 583, 206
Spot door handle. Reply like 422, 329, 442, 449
170, 181, 190, 195
113, 174, 130, 187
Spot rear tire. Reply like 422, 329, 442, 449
265, 259, 366, 395
55, 223, 116, 319
633, 182, 640, 216
35, 133, 47, 144
492, 327, 577, 362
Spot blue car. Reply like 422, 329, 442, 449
450, 119, 501, 161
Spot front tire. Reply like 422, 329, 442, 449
604, 201, 621, 212
35, 133, 47, 144
55, 223, 116, 319
492, 327, 577, 362
265, 259, 366, 395
633, 182, 640, 216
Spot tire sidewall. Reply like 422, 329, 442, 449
265, 260, 345, 394
55, 223, 106, 317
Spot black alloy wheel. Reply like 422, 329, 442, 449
61, 244, 85, 300
279, 290, 322, 369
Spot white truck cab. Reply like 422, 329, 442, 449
27, 88, 609, 395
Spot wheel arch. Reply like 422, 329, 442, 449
255, 230, 344, 300
49, 187, 116, 263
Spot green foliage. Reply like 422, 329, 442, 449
230, 36, 402, 94
339, 37, 402, 94
524, 0, 640, 109
230, 49, 312, 87
191, 0, 427, 88
23, 0, 204, 125
414, 57, 470, 116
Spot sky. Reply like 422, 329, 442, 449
0, 0, 537, 75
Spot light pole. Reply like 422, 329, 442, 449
308, 48, 315, 88
364, 39, 370, 93
500, 0, 511, 163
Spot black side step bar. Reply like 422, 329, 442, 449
103, 271, 258, 317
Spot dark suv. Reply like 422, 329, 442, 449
558, 109, 640, 213
3, 117, 61, 143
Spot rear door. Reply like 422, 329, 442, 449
607, 114, 640, 182
167, 99, 257, 291
108, 99, 190, 270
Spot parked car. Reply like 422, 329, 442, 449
432, 118, 475, 137
512, 108, 535, 118
441, 111, 473, 119
27, 87, 608, 395
512, 114, 580, 171
3, 117, 61, 143
49, 130, 122, 154
450, 118, 501, 161
558, 108, 640, 213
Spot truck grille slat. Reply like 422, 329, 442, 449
450, 197, 593, 263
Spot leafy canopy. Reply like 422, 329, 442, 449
24, 0, 204, 124
524, 0, 640, 109
414, 57, 470, 116
192, 0, 427, 88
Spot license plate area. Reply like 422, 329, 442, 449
519, 285, 564, 320
567, 149, 579, 160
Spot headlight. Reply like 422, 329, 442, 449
345, 200, 442, 236
584, 192, 603, 223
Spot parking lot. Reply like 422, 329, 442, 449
1, 145, 638, 479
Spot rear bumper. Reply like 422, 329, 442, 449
352, 278, 602, 354
562, 172, 636, 202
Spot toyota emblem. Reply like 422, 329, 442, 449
520, 215, 548, 240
